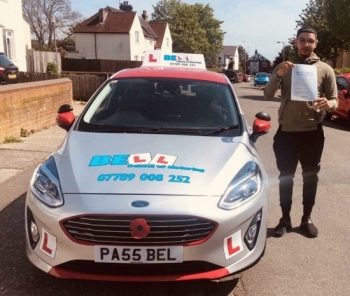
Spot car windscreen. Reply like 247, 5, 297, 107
78, 78, 242, 136
0, 54, 14, 66
256, 73, 268, 77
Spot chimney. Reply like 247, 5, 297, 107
120, 1, 133, 11
142, 10, 148, 22
99, 8, 107, 23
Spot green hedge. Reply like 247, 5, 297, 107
334, 67, 350, 75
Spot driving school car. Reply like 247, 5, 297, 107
25, 50, 271, 281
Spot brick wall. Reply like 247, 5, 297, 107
0, 79, 72, 142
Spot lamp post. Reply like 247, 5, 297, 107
277, 41, 285, 62
242, 41, 248, 74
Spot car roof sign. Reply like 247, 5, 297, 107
141, 50, 206, 70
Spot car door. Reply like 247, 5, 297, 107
335, 77, 350, 119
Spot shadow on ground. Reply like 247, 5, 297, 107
0, 196, 239, 296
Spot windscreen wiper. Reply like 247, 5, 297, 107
94, 126, 201, 135
203, 125, 239, 136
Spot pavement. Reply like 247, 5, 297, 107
0, 101, 85, 209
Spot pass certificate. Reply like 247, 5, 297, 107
291, 64, 318, 101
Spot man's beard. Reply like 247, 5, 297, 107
298, 50, 313, 58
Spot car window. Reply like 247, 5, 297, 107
81, 78, 240, 134
0, 54, 14, 66
256, 73, 268, 77
336, 77, 349, 91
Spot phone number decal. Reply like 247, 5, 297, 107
97, 173, 190, 184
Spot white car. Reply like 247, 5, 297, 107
25, 51, 271, 281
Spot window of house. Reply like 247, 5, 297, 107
135, 31, 139, 44
262, 61, 267, 68
3, 30, 15, 59
166, 38, 169, 48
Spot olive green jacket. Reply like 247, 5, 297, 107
264, 54, 338, 132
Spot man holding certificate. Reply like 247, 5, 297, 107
264, 26, 338, 238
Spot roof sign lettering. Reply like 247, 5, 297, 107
142, 50, 206, 70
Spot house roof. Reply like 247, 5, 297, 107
74, 6, 157, 39
149, 22, 168, 49
248, 52, 270, 62
220, 46, 237, 56
139, 16, 157, 39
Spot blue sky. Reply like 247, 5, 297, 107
71, 0, 310, 61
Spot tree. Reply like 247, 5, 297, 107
273, 45, 295, 67
22, 0, 83, 51
151, 0, 225, 65
295, 0, 349, 67
238, 46, 248, 73
324, 0, 350, 44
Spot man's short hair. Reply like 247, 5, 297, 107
297, 26, 317, 38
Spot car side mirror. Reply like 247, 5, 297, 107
58, 104, 73, 113
250, 112, 271, 143
56, 104, 75, 132
341, 89, 348, 96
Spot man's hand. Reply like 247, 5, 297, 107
276, 61, 295, 77
313, 97, 330, 112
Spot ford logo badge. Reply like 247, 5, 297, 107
131, 200, 149, 208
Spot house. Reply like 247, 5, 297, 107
71, 1, 173, 61
247, 50, 272, 75
0, 0, 31, 71
218, 46, 239, 71
334, 52, 350, 71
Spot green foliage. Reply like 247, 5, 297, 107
47, 62, 58, 73
334, 67, 350, 75
4, 136, 22, 143
273, 45, 295, 67
151, 0, 225, 65
324, 0, 350, 49
295, 0, 350, 68
238, 46, 249, 74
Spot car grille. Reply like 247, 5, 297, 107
56, 260, 221, 276
62, 215, 217, 246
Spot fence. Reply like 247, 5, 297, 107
23, 53, 143, 100
26, 49, 62, 73
62, 58, 142, 73
18, 72, 105, 101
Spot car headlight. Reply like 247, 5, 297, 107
31, 156, 64, 207
218, 161, 262, 210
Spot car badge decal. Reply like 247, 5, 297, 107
129, 218, 150, 239
131, 200, 150, 208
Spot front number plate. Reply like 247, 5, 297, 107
94, 246, 183, 263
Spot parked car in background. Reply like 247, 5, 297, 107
242, 75, 251, 82
224, 69, 239, 83
25, 50, 271, 282
254, 72, 269, 87
323, 73, 350, 126
0, 53, 19, 85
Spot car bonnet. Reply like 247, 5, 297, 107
55, 131, 254, 196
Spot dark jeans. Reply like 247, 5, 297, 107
273, 124, 325, 212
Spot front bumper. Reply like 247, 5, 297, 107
254, 80, 269, 85
25, 190, 268, 281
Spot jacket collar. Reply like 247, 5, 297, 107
292, 53, 320, 64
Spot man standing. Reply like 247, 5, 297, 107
264, 26, 338, 238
